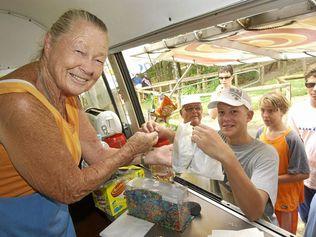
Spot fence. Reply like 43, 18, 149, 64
135, 65, 264, 101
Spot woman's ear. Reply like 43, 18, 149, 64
43, 33, 52, 57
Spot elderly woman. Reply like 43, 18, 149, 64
0, 9, 170, 237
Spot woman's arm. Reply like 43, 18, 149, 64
79, 111, 172, 167
0, 93, 156, 204
78, 109, 120, 164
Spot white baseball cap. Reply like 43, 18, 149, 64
208, 88, 252, 110
181, 95, 201, 107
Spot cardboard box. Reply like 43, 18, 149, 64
92, 165, 144, 218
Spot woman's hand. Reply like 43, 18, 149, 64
126, 131, 158, 155
191, 124, 234, 164
140, 121, 159, 133
140, 121, 175, 142
146, 144, 173, 166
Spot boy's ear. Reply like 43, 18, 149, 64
247, 110, 254, 122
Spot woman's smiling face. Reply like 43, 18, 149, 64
44, 20, 108, 96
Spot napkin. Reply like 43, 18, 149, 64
99, 212, 154, 237
208, 228, 264, 237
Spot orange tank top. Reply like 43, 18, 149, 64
0, 79, 81, 197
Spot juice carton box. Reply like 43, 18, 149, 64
92, 165, 144, 218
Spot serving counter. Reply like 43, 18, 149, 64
100, 174, 295, 237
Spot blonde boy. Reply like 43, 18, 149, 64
257, 92, 310, 234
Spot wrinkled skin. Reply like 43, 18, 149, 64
126, 131, 158, 154
146, 144, 173, 166
140, 121, 176, 143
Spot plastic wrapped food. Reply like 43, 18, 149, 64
125, 177, 193, 231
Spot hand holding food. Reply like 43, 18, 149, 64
140, 121, 173, 140
192, 124, 234, 164
126, 131, 158, 155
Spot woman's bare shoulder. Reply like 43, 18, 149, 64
0, 92, 42, 112
0, 92, 53, 134
1, 62, 38, 85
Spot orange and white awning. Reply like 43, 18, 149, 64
148, 15, 316, 66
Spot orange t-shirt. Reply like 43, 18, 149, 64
0, 80, 81, 197
258, 127, 306, 212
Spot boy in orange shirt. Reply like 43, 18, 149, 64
257, 92, 310, 234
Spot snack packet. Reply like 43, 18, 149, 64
154, 95, 177, 122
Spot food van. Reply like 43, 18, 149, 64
1, 0, 316, 236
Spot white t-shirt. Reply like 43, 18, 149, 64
288, 99, 316, 189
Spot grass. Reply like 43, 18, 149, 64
291, 79, 308, 97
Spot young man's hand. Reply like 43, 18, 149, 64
192, 124, 234, 164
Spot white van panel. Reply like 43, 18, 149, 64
0, 12, 45, 70
0, 0, 241, 69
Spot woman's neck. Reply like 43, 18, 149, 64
36, 60, 67, 118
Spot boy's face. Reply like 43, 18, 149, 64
306, 75, 316, 104
217, 102, 253, 139
260, 104, 283, 127
218, 71, 233, 88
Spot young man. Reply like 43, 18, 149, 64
192, 88, 279, 223
210, 65, 235, 120
288, 65, 316, 223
